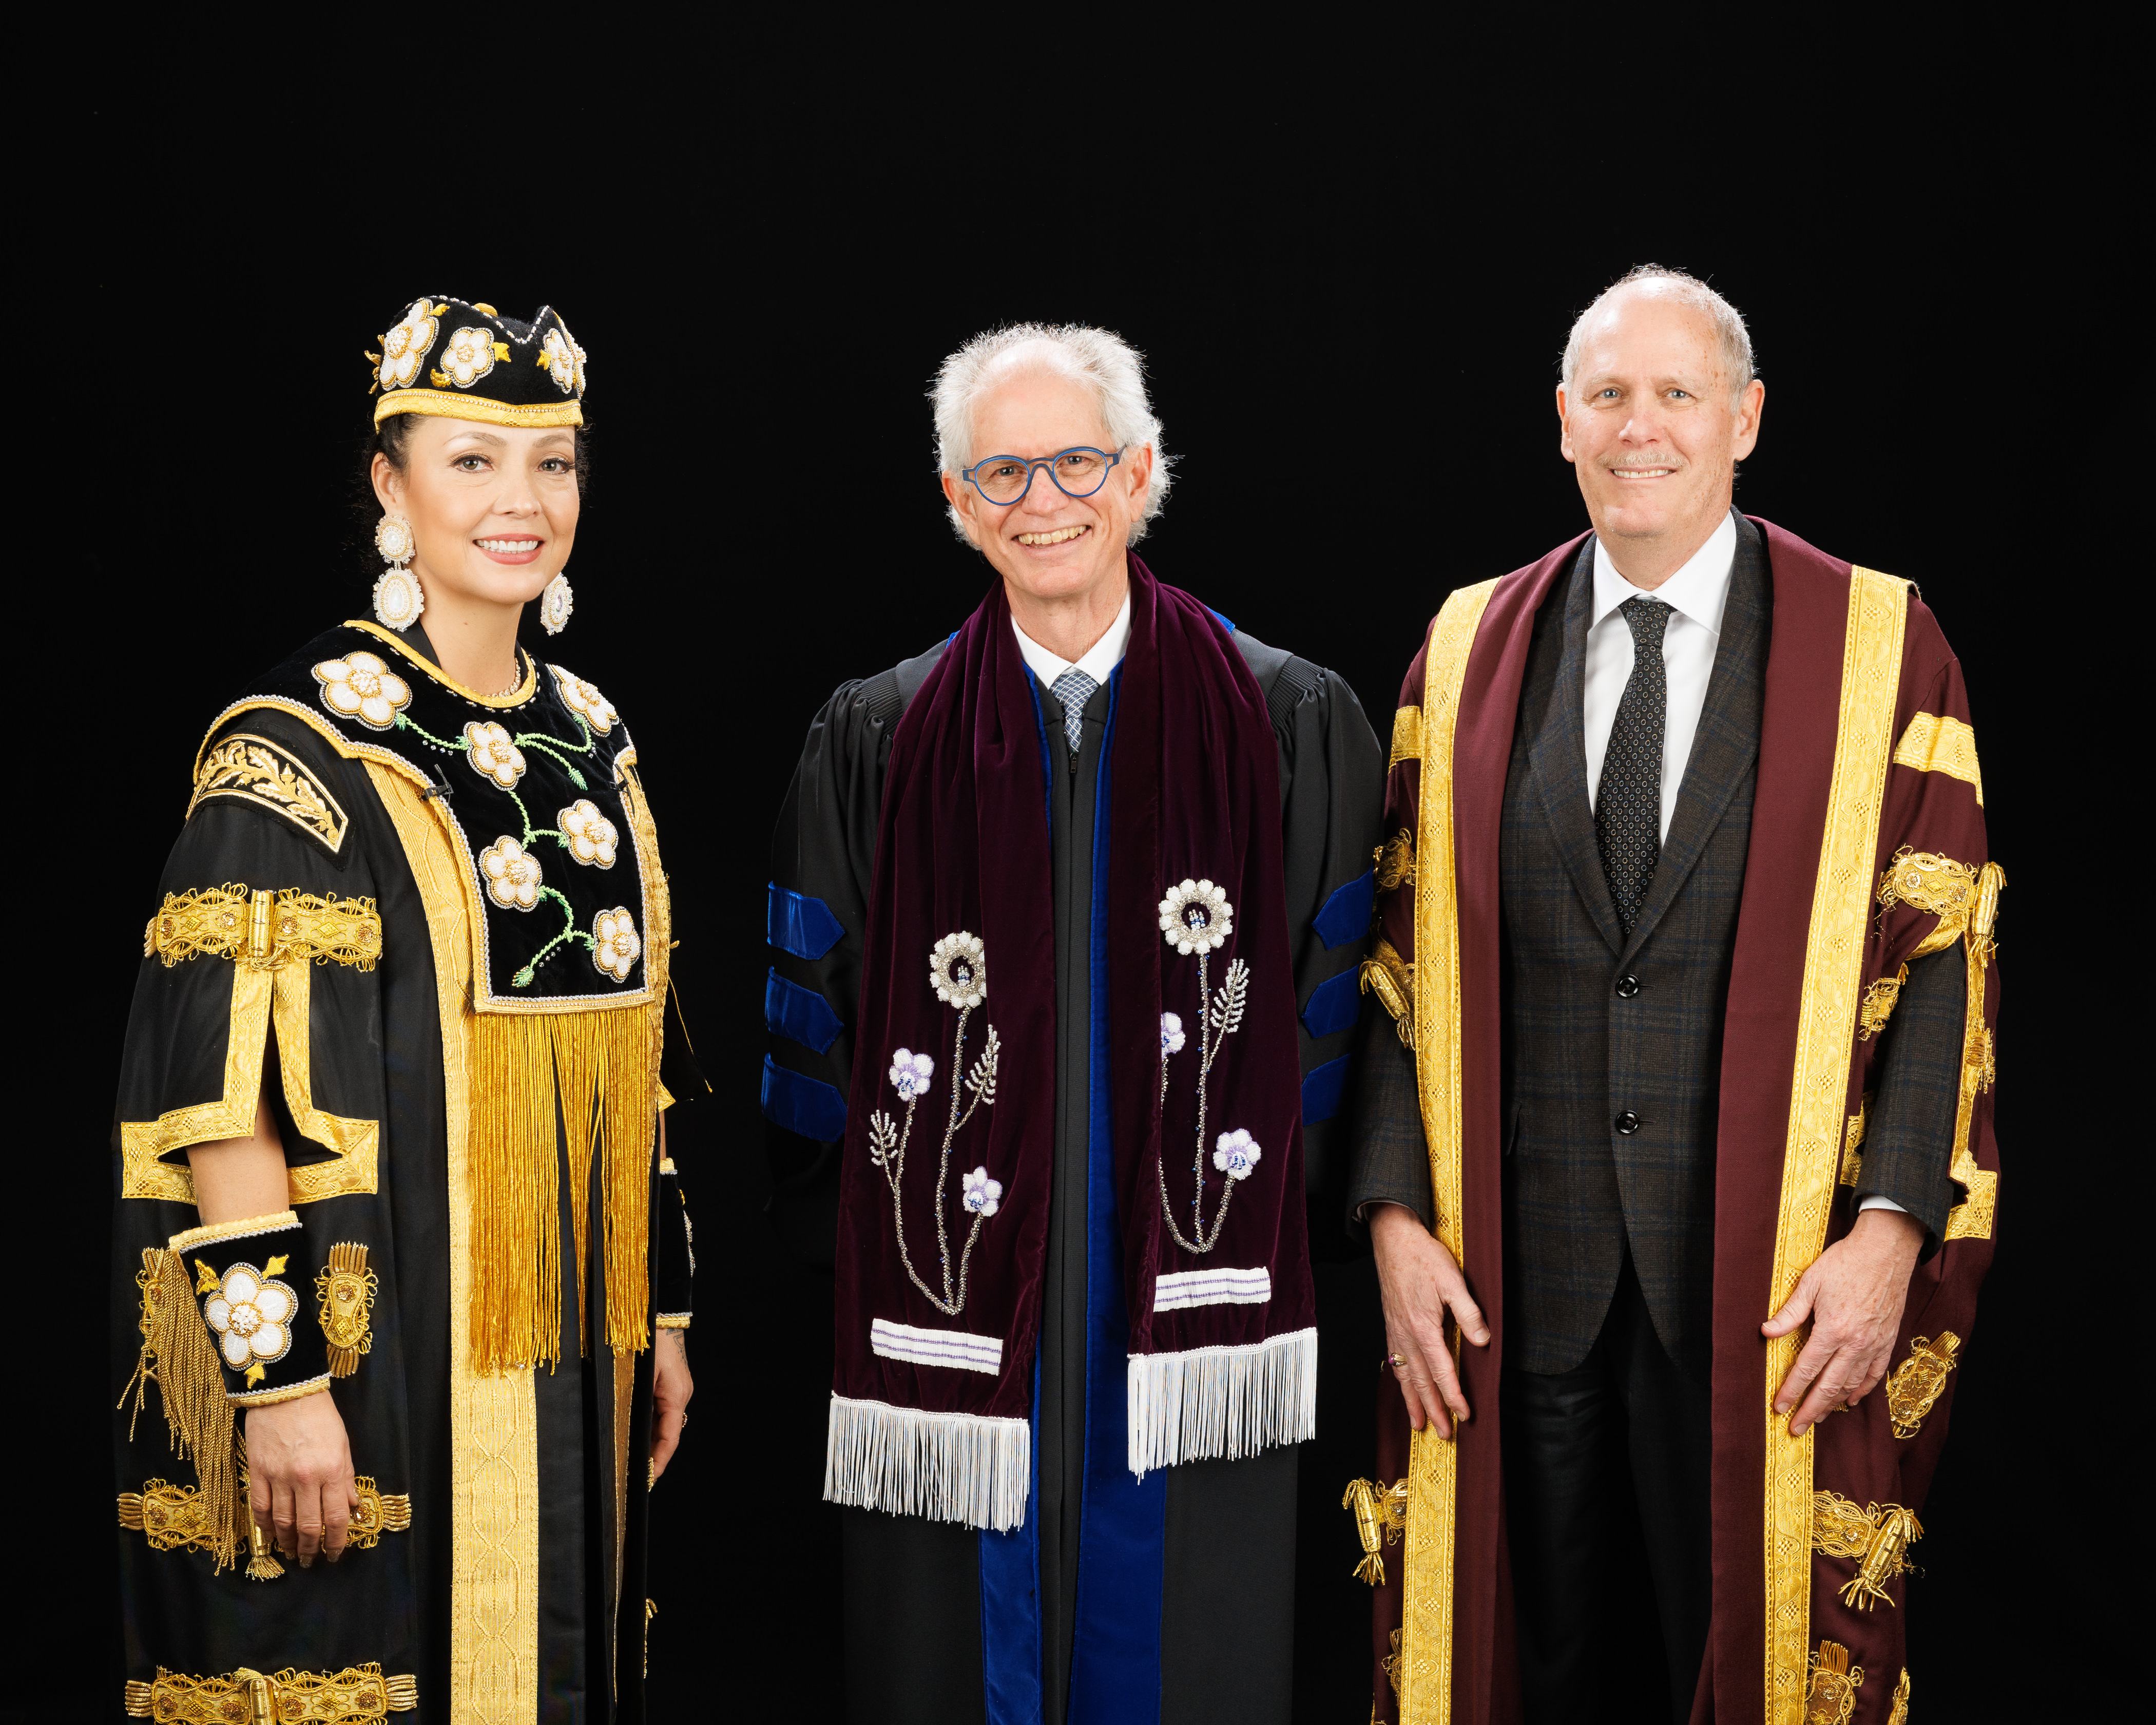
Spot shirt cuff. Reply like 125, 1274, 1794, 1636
1856, 1194, 1909, 1215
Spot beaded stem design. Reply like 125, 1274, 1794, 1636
1159, 952, 1248, 1253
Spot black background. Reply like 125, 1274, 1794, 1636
23, 64, 2125, 1721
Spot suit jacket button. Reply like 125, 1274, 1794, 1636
1615, 974, 1641, 999
1614, 1110, 1641, 1135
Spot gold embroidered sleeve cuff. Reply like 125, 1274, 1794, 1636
174, 1212, 332, 1403
125, 1664, 417, 1718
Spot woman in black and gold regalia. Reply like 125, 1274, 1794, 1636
110, 296, 695, 1722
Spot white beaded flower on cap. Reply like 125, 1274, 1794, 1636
591, 906, 641, 982
464, 721, 527, 790
888, 1049, 935, 1100
558, 799, 619, 868
929, 932, 988, 1010
540, 324, 588, 397
438, 325, 506, 389
961, 1166, 1004, 1217
479, 835, 544, 911
313, 650, 413, 731
1159, 879, 1234, 955
1212, 1129, 1262, 1181
376, 299, 441, 392
202, 1264, 297, 1371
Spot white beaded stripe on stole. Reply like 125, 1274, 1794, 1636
869, 1318, 1004, 1375
1126, 1326, 1317, 1477
1152, 1266, 1273, 1311
823, 1392, 1031, 1531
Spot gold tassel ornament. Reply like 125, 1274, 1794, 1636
1341, 1476, 1409, 1585
118, 1249, 245, 1574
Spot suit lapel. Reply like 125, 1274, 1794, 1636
1618, 514, 1770, 963
1528, 544, 1626, 955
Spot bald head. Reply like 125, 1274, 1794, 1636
1562, 266, 1755, 409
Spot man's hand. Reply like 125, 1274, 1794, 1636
1370, 1202, 1492, 1439
246, 1391, 357, 1567
1763, 1207, 1923, 1436
650, 1328, 694, 1483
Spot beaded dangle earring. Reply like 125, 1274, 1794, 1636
539, 570, 574, 636
372, 515, 425, 630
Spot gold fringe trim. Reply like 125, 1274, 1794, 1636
117, 1249, 244, 1574
470, 1003, 659, 1371
124, 1662, 418, 1719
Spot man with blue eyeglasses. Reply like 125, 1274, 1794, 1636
762, 322, 1384, 1723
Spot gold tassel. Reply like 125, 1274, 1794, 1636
1841, 1503, 1923, 1611
552, 1009, 604, 1354
598, 1001, 659, 1357
116, 1249, 243, 1574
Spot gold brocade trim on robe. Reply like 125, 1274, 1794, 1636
1943, 866, 2003, 1241
124, 1663, 417, 1719
1399, 577, 1500, 1724
123, 888, 380, 1205
120, 1474, 410, 1558
1389, 704, 1422, 768
1891, 710, 1982, 805
188, 732, 350, 853
1763, 566, 1909, 1725
368, 761, 540, 1725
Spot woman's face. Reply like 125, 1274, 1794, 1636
371, 416, 580, 611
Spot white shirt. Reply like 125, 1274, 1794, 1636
1583, 511, 1737, 842
1011, 590, 1132, 691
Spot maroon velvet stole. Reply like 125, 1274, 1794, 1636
1365, 520, 1998, 1721
825, 559, 1315, 1532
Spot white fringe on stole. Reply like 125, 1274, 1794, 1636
1125, 1327, 1318, 1477
823, 1393, 1031, 1532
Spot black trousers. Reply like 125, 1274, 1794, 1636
1503, 1254, 1712, 1724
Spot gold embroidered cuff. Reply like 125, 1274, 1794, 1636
656, 1312, 691, 1329
146, 885, 382, 972
229, 1372, 333, 1407
120, 1474, 411, 1562
317, 1241, 378, 1376
125, 1663, 417, 1718
168, 1209, 300, 1254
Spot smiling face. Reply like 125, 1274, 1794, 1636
1557, 284, 1764, 574
371, 417, 580, 611
939, 369, 1152, 607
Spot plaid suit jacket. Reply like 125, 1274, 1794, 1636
1347, 514, 1964, 1381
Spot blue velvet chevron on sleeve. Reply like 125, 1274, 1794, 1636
1300, 1054, 1350, 1124
1311, 869, 1375, 951
766, 881, 845, 961
761, 1053, 848, 1141
1299, 968, 1363, 1040
764, 967, 844, 1053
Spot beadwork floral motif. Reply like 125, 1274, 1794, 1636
377, 299, 440, 392
464, 721, 527, 790
1213, 1129, 1262, 1181
1161, 1012, 1186, 1055
202, 1264, 297, 1372
929, 932, 988, 1009
479, 836, 544, 911
1159, 878, 1234, 955
550, 665, 618, 734
438, 325, 504, 389
558, 799, 618, 867
313, 651, 413, 731
962, 1167, 1004, 1216
591, 906, 641, 982
540, 323, 587, 396
372, 568, 424, 630
889, 1049, 935, 1100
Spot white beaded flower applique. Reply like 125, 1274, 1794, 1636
313, 651, 414, 731
479, 836, 545, 911
1157, 877, 1253, 1253
464, 721, 527, 790
868, 930, 1004, 1316
374, 299, 442, 393
201, 1263, 298, 1379
590, 906, 641, 982
437, 325, 508, 390
558, 799, 619, 868
539, 324, 588, 397
550, 665, 618, 735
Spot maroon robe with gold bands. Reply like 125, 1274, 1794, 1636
1361, 518, 1998, 1723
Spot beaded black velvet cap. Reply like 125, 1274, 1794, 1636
368, 296, 587, 427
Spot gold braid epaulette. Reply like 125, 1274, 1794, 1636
145, 885, 381, 972
124, 1663, 417, 1718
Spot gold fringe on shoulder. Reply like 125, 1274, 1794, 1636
118, 1249, 245, 1574
470, 1003, 659, 1372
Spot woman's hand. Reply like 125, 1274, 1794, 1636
650, 1328, 694, 1483
1370, 1202, 1491, 1439
246, 1391, 357, 1567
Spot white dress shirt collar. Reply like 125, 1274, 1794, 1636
1011, 589, 1132, 689
1590, 510, 1738, 640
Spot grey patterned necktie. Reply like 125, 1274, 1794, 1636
1050, 668, 1098, 754
1596, 598, 1675, 934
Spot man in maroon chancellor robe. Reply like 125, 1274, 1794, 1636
1344, 266, 1997, 1724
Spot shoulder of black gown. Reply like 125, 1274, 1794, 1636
763, 636, 950, 1269
1229, 627, 1387, 1234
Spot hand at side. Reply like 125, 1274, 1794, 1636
246, 1391, 358, 1567
650, 1328, 694, 1482
1762, 1206, 1923, 1436
1370, 1202, 1492, 1439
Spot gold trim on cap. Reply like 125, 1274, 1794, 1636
374, 388, 584, 429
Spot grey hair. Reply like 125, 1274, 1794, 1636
932, 322, 1172, 543
1560, 264, 1756, 406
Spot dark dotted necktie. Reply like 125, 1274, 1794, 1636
1050, 668, 1098, 753
1596, 598, 1674, 934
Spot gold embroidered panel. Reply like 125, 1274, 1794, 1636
1874, 849, 1975, 960
1884, 1331, 1960, 1439
188, 733, 349, 853
1891, 711, 1982, 806
120, 1474, 410, 1558
1763, 566, 1908, 1725
146, 885, 381, 971
123, 1663, 417, 1719
1942, 864, 2004, 1241
1374, 829, 1417, 892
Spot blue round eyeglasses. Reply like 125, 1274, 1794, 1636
960, 446, 1124, 506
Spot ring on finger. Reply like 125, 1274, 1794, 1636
1389, 1353, 1406, 1370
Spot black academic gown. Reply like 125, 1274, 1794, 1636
765, 625, 1384, 1724
110, 624, 695, 1723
